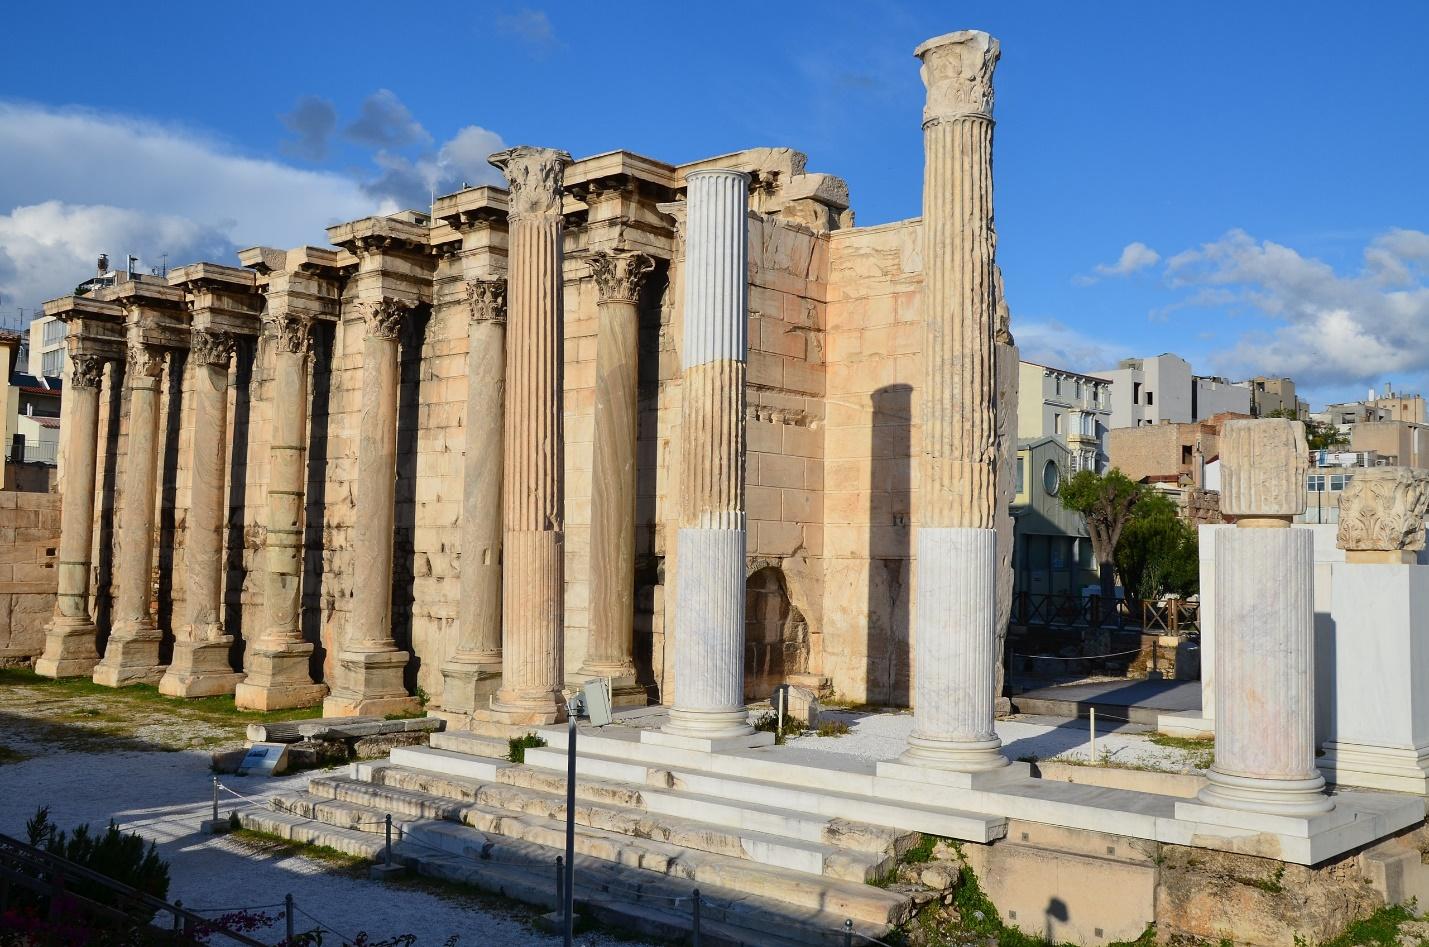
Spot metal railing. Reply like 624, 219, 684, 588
1013, 592, 1198, 635
6, 436, 57, 465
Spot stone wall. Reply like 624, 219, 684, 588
0, 490, 60, 665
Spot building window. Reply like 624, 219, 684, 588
1074, 380, 1082, 399
1147, 391, 1155, 406
1014, 456, 1025, 495
1133, 382, 1141, 405
1308, 474, 1326, 493
1043, 459, 1061, 496
1330, 473, 1353, 492
42, 320, 66, 346
41, 349, 63, 377
1181, 445, 1193, 465
1053, 413, 1064, 435
1054, 377, 1062, 396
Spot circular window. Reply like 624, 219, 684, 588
1042, 459, 1061, 496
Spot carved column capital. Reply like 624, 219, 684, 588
272, 313, 314, 355
190, 328, 237, 368
1337, 467, 1429, 553
489, 146, 572, 221
465, 279, 507, 324
360, 298, 412, 341
69, 353, 106, 391
125, 341, 165, 380
1220, 419, 1309, 519
915, 29, 999, 125
587, 250, 655, 303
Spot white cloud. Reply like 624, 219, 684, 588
1076, 241, 1161, 285
495, 8, 558, 54
1165, 228, 1429, 394
1014, 319, 1123, 371
359, 125, 508, 209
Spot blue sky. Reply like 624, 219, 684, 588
2, 1, 1426, 407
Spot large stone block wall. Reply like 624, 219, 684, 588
0, 490, 61, 664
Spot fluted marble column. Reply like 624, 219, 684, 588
1193, 420, 1332, 815
161, 329, 245, 697
440, 279, 508, 714
93, 340, 167, 687
484, 146, 572, 723
657, 170, 756, 745
35, 350, 106, 678
581, 249, 655, 698
325, 299, 420, 717
892, 30, 1009, 774
235, 314, 327, 710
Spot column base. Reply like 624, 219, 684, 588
1195, 768, 1335, 817
490, 686, 566, 724
661, 706, 755, 742
893, 733, 1011, 774
468, 705, 565, 728
878, 757, 1029, 790
92, 631, 165, 688
159, 637, 244, 698
235, 642, 327, 711
641, 727, 774, 753
323, 649, 419, 718
34, 620, 100, 679
438, 656, 503, 715
1320, 741, 1429, 795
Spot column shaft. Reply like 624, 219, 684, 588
35, 355, 104, 678
325, 301, 418, 717
161, 331, 244, 697
441, 280, 507, 714
489, 146, 571, 722
583, 251, 654, 694
93, 343, 166, 687
235, 317, 326, 710
663, 170, 752, 741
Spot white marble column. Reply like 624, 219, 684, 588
35, 350, 106, 678
885, 30, 1010, 776
1194, 419, 1333, 815
325, 299, 420, 718
581, 249, 655, 697
235, 314, 327, 710
654, 170, 759, 747
93, 340, 167, 687
161, 329, 245, 697
440, 279, 507, 714
485, 146, 572, 724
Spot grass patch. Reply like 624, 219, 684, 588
0, 744, 30, 765
1230, 863, 1285, 894
0, 667, 323, 723
228, 828, 371, 875
1150, 733, 1215, 752
815, 719, 851, 738
753, 712, 807, 745
1319, 904, 1420, 947
507, 732, 547, 763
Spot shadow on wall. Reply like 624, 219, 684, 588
301, 322, 335, 681
223, 341, 254, 669
93, 361, 125, 647
868, 383, 912, 706
633, 264, 669, 701
392, 305, 430, 693
155, 349, 185, 661
744, 564, 809, 701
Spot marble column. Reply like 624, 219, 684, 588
161, 329, 245, 697
35, 351, 106, 678
892, 30, 1010, 775
325, 299, 420, 718
657, 169, 756, 745
440, 279, 508, 715
93, 340, 167, 687
486, 145, 572, 724
581, 249, 655, 698
235, 314, 327, 710
1194, 419, 1332, 815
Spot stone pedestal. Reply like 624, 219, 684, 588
441, 279, 507, 715
161, 330, 244, 698
93, 342, 167, 687
888, 29, 1009, 774
325, 300, 419, 718
655, 169, 759, 747
485, 146, 572, 725
35, 352, 105, 678
580, 249, 654, 702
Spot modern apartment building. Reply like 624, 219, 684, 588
1016, 360, 1112, 473
1093, 353, 1251, 429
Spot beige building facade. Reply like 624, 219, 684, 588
1016, 360, 1110, 473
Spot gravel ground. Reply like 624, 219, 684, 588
787, 710, 1213, 771
0, 745, 654, 946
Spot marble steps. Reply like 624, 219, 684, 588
240, 808, 862, 947
426, 729, 513, 760
329, 767, 895, 883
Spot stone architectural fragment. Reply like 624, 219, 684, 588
1336, 467, 1429, 562
1218, 419, 1308, 521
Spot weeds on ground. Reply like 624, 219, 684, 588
0, 667, 323, 724
507, 732, 547, 763
1318, 904, 1421, 947
228, 828, 371, 876
815, 719, 851, 737
753, 712, 806, 745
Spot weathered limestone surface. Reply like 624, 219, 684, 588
0, 491, 62, 667
1218, 418, 1308, 520
35, 351, 103, 676
1336, 466, 1429, 562
489, 146, 572, 722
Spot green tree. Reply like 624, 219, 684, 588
1059, 468, 1150, 600
1115, 493, 1199, 601
1266, 407, 1346, 451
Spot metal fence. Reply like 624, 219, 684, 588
1013, 592, 1198, 635
6, 436, 57, 465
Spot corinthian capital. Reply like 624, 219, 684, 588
69, 353, 106, 391
1337, 467, 1429, 553
272, 313, 314, 355
466, 279, 507, 324
587, 250, 655, 303
915, 29, 999, 125
361, 297, 412, 340
489, 146, 573, 221
126, 341, 165, 379
190, 328, 237, 367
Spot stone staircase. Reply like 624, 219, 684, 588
242, 725, 1008, 945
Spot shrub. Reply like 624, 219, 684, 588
507, 732, 547, 763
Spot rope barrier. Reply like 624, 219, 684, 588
186, 902, 287, 915
293, 903, 359, 946
1012, 647, 1145, 660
